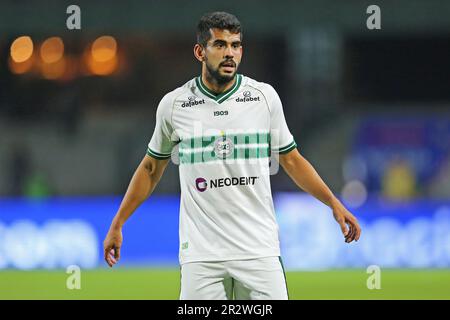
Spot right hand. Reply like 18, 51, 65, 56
103, 225, 123, 267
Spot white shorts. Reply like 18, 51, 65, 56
179, 256, 289, 300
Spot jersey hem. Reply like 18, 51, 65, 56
179, 251, 281, 265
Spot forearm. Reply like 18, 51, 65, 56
111, 158, 167, 228
279, 149, 339, 208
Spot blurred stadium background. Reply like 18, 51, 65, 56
1, 0, 450, 299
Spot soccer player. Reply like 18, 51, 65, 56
103, 11, 361, 300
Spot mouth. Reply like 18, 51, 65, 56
220, 61, 236, 72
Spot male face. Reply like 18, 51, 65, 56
201, 28, 242, 84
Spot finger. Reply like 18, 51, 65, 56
352, 220, 361, 241
355, 222, 361, 241
114, 246, 121, 261
104, 245, 112, 261
109, 249, 117, 264
109, 257, 117, 266
345, 224, 353, 243
351, 221, 359, 242
105, 254, 113, 267
346, 222, 356, 242
338, 220, 349, 237
347, 220, 359, 243
105, 249, 116, 267
105, 257, 114, 268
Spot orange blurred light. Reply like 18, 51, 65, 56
10, 36, 34, 63
41, 57, 66, 80
87, 54, 118, 76
40, 37, 64, 64
91, 36, 117, 62
8, 55, 33, 74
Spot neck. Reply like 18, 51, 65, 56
201, 67, 236, 94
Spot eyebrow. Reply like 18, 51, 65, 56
212, 39, 242, 46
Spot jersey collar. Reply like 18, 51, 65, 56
196, 74, 242, 104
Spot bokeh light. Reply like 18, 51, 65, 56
91, 36, 117, 62
8, 56, 33, 74
342, 155, 368, 183
83, 36, 119, 76
10, 36, 34, 63
85, 53, 118, 76
341, 180, 368, 208
40, 57, 66, 80
40, 37, 64, 64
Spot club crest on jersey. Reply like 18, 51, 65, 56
181, 96, 205, 108
235, 91, 260, 103
214, 137, 234, 159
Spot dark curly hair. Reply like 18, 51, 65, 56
196, 12, 242, 47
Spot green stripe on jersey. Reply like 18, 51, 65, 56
196, 74, 242, 104
179, 147, 270, 164
180, 132, 269, 150
179, 131, 270, 164
147, 148, 171, 160
277, 141, 297, 154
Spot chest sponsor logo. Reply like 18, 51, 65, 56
195, 177, 207, 192
195, 176, 259, 192
181, 96, 205, 108
236, 91, 260, 103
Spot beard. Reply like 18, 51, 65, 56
204, 58, 238, 86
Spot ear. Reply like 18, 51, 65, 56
193, 44, 205, 62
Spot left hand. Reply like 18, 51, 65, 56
331, 200, 361, 243
103, 225, 123, 267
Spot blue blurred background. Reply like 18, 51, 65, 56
1, 195, 450, 270
1, 0, 450, 275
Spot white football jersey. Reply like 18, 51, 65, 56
147, 74, 296, 265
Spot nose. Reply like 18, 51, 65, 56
224, 45, 234, 58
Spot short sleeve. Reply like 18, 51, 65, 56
265, 84, 297, 154
147, 94, 177, 159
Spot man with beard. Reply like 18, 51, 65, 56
103, 11, 361, 300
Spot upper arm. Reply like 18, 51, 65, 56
278, 148, 301, 170
141, 154, 170, 177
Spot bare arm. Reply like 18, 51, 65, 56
278, 148, 361, 243
103, 155, 169, 267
